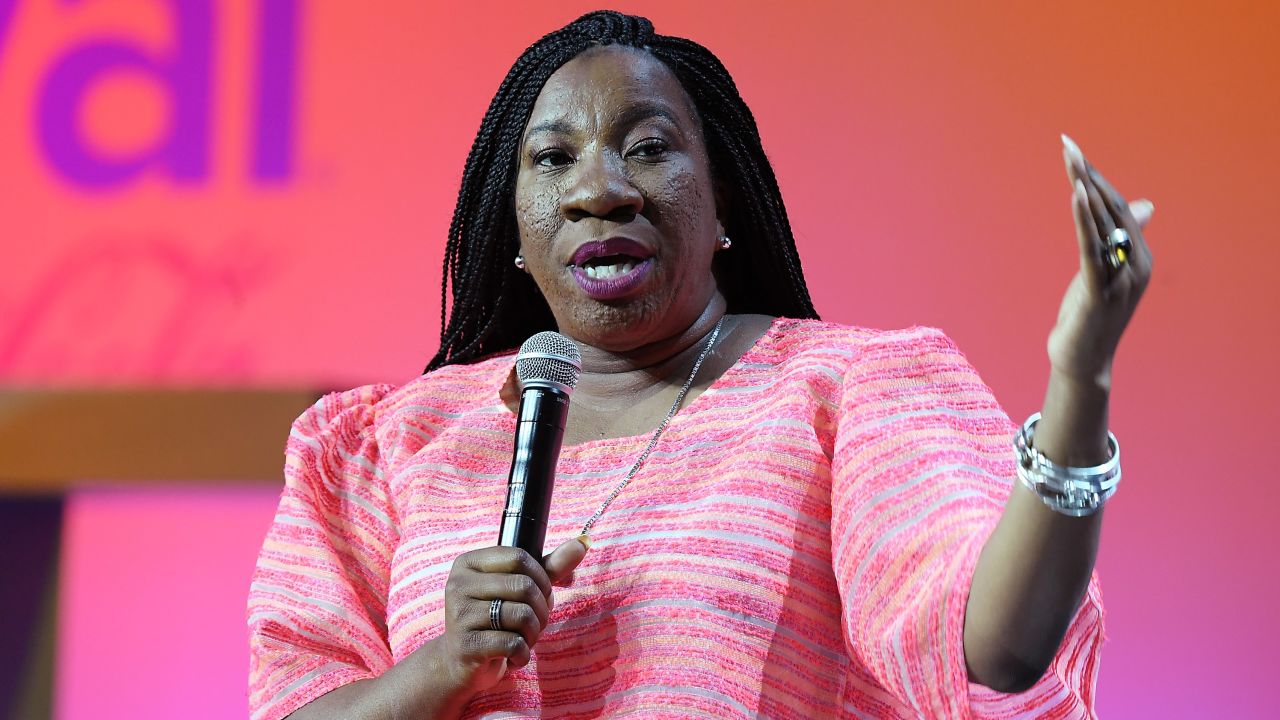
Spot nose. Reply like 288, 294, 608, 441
560, 149, 643, 222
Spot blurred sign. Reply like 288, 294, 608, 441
1, 0, 300, 188
0, 0, 448, 387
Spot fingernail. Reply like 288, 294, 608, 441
575, 533, 593, 551
1061, 133, 1087, 174
1131, 199, 1155, 225
1074, 178, 1087, 198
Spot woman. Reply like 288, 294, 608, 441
249, 11, 1152, 719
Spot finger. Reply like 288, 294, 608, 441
1061, 134, 1088, 186
1068, 137, 1147, 283
1123, 198, 1154, 276
506, 637, 533, 669
466, 572, 550, 631
1063, 136, 1117, 271
1084, 172, 1117, 242
1087, 165, 1133, 239
1072, 178, 1106, 288
1128, 199, 1155, 229
1062, 134, 1155, 284
463, 547, 554, 602
543, 536, 589, 587
1087, 163, 1128, 210
458, 594, 541, 650
493, 597, 545, 649
459, 630, 530, 669
1126, 199, 1155, 277
1082, 158, 1154, 276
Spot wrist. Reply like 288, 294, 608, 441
381, 635, 475, 720
1038, 370, 1112, 467
1048, 364, 1113, 396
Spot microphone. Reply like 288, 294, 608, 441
497, 331, 582, 559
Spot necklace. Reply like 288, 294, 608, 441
578, 315, 726, 541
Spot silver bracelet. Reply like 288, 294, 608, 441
1014, 412, 1121, 517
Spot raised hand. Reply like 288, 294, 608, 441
1048, 134, 1154, 386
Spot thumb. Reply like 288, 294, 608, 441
1129, 198, 1155, 228
543, 535, 589, 586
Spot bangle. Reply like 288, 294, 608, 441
1013, 412, 1121, 517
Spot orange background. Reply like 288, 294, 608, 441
2, 1, 1277, 717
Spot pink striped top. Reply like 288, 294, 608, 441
248, 318, 1104, 719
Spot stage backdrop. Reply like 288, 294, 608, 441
3, 1, 1277, 718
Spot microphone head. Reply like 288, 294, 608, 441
515, 332, 582, 393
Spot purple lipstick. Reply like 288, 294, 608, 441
569, 238, 655, 301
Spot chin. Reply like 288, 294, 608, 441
556, 294, 668, 349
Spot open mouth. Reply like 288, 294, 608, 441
569, 239, 655, 300
567, 238, 656, 299
577, 254, 643, 280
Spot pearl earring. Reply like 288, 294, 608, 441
718, 235, 732, 251
514, 255, 526, 270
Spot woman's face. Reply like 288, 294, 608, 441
514, 45, 725, 351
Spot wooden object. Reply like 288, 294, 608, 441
0, 390, 321, 492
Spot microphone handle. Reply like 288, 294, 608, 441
498, 385, 570, 559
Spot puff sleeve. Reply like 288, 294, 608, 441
247, 384, 400, 720
830, 328, 1104, 719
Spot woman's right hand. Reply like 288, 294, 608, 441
440, 537, 589, 697
281, 538, 587, 720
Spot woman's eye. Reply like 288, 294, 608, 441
629, 140, 668, 160
534, 149, 572, 168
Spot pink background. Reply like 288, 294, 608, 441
2, 1, 1275, 717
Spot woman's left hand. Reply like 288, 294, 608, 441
1047, 135, 1155, 387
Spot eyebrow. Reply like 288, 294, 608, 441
616, 102, 683, 133
523, 101, 685, 144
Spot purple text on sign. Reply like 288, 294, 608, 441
20, 0, 298, 190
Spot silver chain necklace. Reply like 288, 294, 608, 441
579, 315, 726, 540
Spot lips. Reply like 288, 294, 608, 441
568, 237, 655, 301
569, 237, 654, 268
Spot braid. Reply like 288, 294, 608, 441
425, 10, 818, 372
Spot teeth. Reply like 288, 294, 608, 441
584, 261, 636, 280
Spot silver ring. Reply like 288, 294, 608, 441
489, 598, 504, 631
1105, 227, 1132, 270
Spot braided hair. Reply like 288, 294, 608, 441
425, 10, 819, 372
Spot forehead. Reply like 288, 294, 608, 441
525, 46, 697, 132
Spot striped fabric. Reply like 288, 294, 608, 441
248, 318, 1103, 719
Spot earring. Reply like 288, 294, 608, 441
514, 255, 526, 270
718, 235, 732, 251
